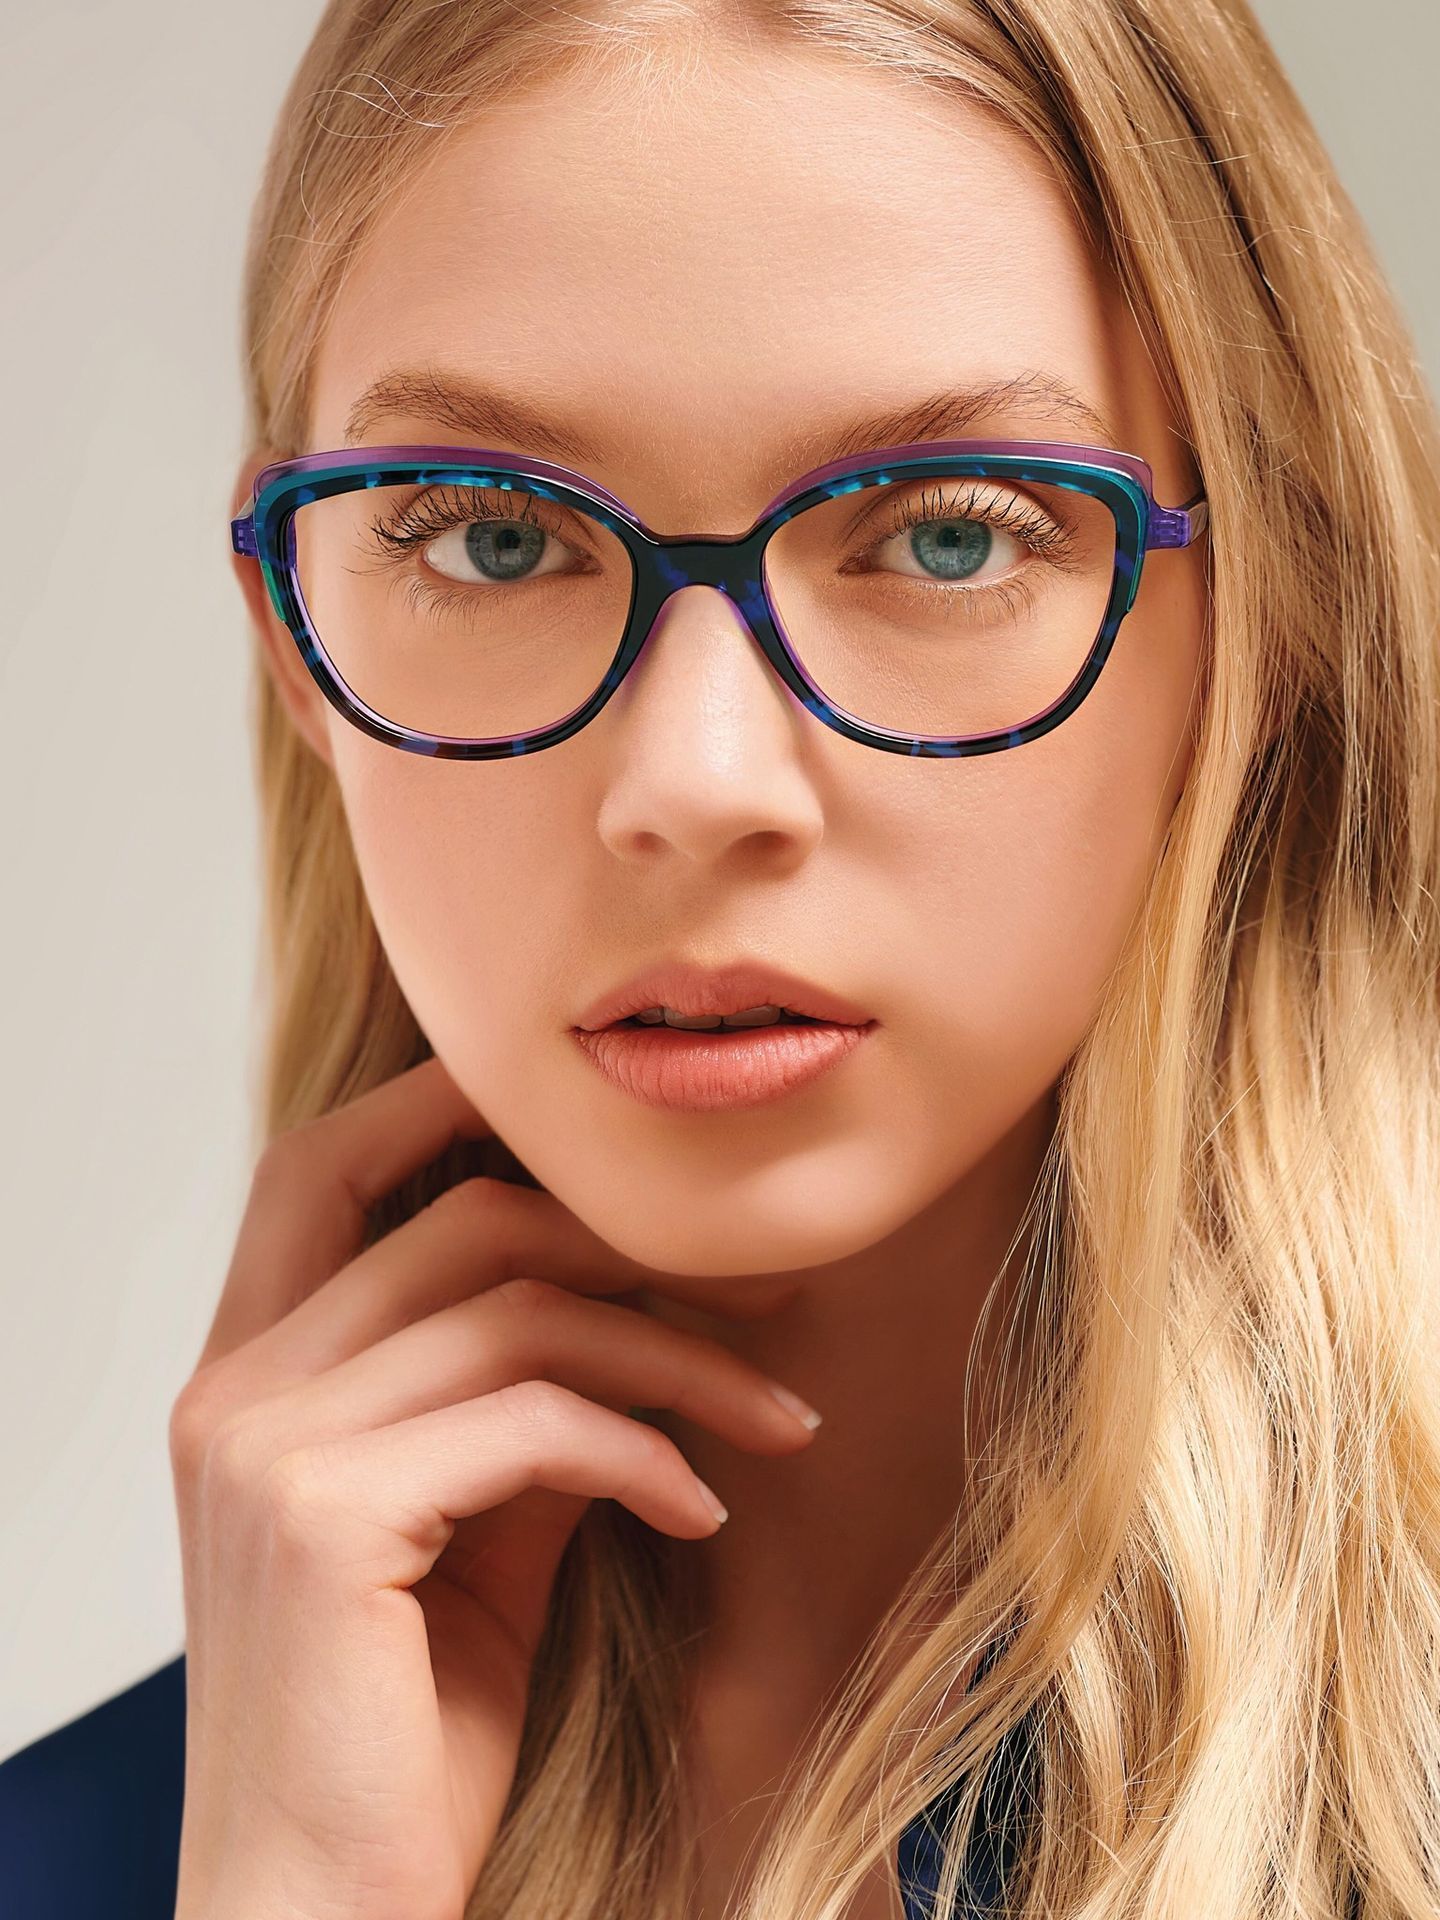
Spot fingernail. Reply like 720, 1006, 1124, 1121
694, 1476, 729, 1524
765, 1381, 823, 1430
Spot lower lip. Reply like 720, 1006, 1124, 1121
571, 1019, 876, 1112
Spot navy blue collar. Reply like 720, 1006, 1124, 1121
896, 1616, 1036, 1919
0, 1624, 1036, 1920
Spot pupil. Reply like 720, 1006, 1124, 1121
464, 519, 545, 581
912, 518, 990, 580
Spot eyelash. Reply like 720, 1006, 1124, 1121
867, 481, 1071, 563
369, 485, 565, 555
362, 478, 1077, 619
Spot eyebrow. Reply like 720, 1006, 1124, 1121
340, 364, 1120, 479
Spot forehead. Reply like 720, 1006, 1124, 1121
311, 38, 1138, 517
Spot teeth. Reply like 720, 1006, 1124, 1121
631, 1003, 789, 1029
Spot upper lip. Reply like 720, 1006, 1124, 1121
574, 958, 876, 1031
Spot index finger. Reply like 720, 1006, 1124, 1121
198, 1054, 495, 1366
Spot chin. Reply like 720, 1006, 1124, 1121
562, 1158, 919, 1281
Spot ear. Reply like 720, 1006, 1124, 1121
230, 453, 336, 773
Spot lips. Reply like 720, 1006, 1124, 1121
572, 1011, 874, 1112
574, 957, 875, 1033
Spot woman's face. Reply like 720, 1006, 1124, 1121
239, 36, 1206, 1280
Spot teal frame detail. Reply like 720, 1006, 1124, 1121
230, 437, 1209, 761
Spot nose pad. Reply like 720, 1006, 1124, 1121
632, 579, 759, 662
608, 578, 796, 738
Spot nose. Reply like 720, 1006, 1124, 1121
620, 579, 793, 720
591, 580, 825, 866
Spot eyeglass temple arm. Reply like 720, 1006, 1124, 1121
1146, 487, 1209, 551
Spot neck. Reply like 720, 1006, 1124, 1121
638, 1085, 1054, 1694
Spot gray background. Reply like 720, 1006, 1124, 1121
1, 0, 1435, 1761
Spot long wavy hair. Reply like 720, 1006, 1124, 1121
232, 2, 1440, 1914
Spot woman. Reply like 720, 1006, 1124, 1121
3, 1, 1437, 1916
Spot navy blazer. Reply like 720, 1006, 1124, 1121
0, 1647, 1033, 1918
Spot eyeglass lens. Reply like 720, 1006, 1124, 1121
289, 467, 1120, 740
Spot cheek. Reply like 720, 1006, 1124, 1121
904, 584, 1203, 1114
329, 744, 557, 1071
899, 792, 1140, 1121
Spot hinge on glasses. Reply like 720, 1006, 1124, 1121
1147, 495, 1209, 550
231, 518, 258, 557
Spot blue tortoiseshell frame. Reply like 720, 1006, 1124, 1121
230, 439, 1209, 761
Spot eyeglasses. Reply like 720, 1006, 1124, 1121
230, 438, 1208, 761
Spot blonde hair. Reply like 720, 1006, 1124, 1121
234, 2, 1440, 1915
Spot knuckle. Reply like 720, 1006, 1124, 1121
205, 1410, 268, 1499
257, 1448, 332, 1542
499, 1376, 574, 1438
167, 1370, 229, 1476
432, 1174, 510, 1225
492, 1273, 565, 1322
635, 1417, 679, 1472
250, 1126, 320, 1199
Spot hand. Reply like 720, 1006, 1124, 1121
169, 1055, 819, 1920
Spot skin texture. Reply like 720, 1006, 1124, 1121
232, 34, 1207, 1916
